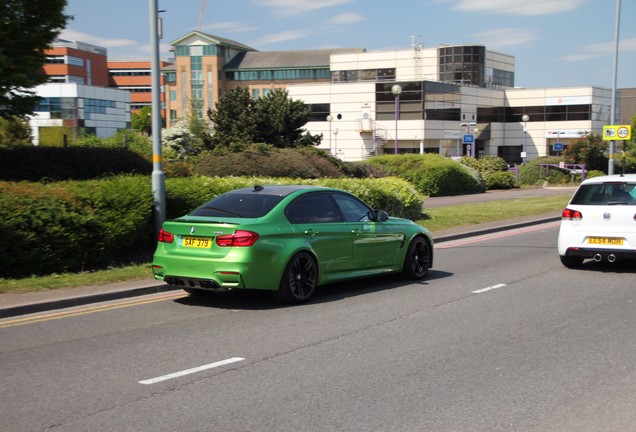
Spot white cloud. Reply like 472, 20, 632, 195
202, 21, 258, 33
328, 12, 364, 25
563, 37, 636, 62
252, 0, 355, 16
252, 29, 312, 46
453, 0, 585, 15
60, 29, 137, 48
471, 28, 538, 49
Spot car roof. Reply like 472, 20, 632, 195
581, 174, 636, 185
227, 185, 332, 196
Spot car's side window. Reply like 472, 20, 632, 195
332, 193, 372, 222
286, 193, 341, 224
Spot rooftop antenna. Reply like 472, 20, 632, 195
197, 0, 206, 31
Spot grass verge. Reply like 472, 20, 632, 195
418, 195, 569, 232
0, 195, 570, 294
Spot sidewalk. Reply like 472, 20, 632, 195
0, 187, 575, 319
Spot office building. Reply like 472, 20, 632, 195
164, 31, 615, 164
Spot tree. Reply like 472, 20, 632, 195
186, 98, 212, 152
131, 106, 153, 135
0, 0, 71, 118
207, 87, 321, 151
0, 116, 32, 147
253, 88, 317, 148
208, 87, 256, 151
162, 121, 197, 159
562, 133, 608, 172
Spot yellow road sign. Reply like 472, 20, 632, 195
602, 125, 632, 141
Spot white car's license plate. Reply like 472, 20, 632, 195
587, 237, 624, 245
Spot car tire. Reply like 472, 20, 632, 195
560, 255, 584, 268
402, 236, 431, 279
276, 252, 318, 304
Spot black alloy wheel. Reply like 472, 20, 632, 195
402, 236, 430, 279
276, 252, 318, 304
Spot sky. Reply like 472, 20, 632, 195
61, 0, 636, 89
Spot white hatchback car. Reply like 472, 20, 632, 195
558, 174, 636, 268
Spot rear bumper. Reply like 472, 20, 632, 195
562, 247, 636, 260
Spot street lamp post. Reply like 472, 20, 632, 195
391, 84, 402, 155
333, 128, 339, 155
326, 114, 333, 155
149, 0, 165, 237
522, 114, 529, 165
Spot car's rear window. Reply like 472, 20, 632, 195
570, 182, 636, 205
190, 193, 285, 218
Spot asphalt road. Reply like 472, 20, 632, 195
2, 222, 635, 431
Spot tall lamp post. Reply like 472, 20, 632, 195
521, 114, 529, 165
326, 114, 333, 155
608, 0, 621, 175
391, 84, 402, 155
333, 128, 339, 156
149, 0, 165, 237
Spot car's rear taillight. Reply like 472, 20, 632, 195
158, 229, 174, 243
562, 208, 582, 221
216, 230, 260, 247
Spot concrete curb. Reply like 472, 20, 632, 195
0, 284, 177, 320
433, 215, 561, 243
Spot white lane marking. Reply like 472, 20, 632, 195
139, 357, 245, 385
472, 283, 507, 294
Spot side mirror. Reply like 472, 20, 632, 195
375, 210, 389, 222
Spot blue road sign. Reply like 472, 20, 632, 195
463, 134, 474, 144
553, 142, 563, 151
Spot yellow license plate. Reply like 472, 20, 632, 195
588, 237, 624, 245
182, 236, 211, 248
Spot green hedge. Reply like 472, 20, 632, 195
0, 175, 423, 278
0, 147, 152, 181
367, 154, 486, 196
0, 176, 152, 278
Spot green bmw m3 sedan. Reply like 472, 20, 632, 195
152, 185, 433, 303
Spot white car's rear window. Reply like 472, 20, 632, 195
570, 181, 636, 205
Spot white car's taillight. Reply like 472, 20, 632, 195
561, 208, 582, 221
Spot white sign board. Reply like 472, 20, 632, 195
444, 130, 462, 139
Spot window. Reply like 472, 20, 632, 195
308, 103, 330, 121
286, 193, 341, 224
332, 193, 372, 222
191, 193, 285, 218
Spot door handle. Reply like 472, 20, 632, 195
304, 229, 317, 236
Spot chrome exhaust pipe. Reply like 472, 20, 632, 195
607, 254, 616, 263
594, 254, 603, 262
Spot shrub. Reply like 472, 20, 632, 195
193, 144, 344, 178
519, 156, 569, 185
584, 170, 606, 179
485, 171, 516, 189
0, 176, 153, 278
367, 154, 485, 196
0, 147, 151, 181
164, 175, 424, 220
0, 182, 97, 277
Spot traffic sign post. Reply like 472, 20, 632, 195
602, 125, 632, 141
463, 134, 474, 157
603, 125, 631, 175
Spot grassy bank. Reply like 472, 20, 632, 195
0, 195, 570, 294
